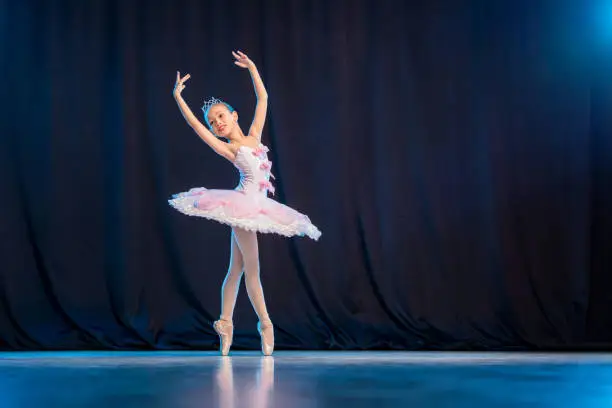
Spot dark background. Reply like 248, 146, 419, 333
1, 0, 611, 351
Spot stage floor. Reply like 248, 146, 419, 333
0, 351, 610, 407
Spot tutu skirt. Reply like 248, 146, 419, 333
168, 187, 321, 240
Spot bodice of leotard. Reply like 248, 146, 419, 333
233, 144, 275, 196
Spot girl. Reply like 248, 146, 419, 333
169, 51, 321, 356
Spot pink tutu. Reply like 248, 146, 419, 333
168, 144, 321, 240
168, 187, 321, 240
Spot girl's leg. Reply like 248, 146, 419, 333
233, 228, 274, 355
220, 230, 244, 321
213, 230, 244, 355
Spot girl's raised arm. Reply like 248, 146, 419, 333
233, 51, 268, 141
174, 71, 234, 160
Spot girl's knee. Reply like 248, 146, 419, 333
226, 266, 244, 279
243, 258, 259, 274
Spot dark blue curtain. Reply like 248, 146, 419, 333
1, 0, 611, 350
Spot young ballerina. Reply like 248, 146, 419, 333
169, 51, 321, 356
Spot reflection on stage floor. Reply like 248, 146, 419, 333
0, 351, 611, 407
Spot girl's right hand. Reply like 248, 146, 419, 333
174, 71, 191, 97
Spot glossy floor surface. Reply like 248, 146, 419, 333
0, 351, 611, 407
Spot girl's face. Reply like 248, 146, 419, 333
207, 104, 237, 137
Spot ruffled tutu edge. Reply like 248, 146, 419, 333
168, 197, 322, 241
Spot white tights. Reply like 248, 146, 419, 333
219, 228, 271, 324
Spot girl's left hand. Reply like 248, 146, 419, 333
232, 50, 254, 69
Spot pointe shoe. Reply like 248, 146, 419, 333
257, 320, 274, 356
213, 319, 234, 356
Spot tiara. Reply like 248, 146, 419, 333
201, 96, 225, 113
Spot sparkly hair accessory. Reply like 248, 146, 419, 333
201, 97, 225, 113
